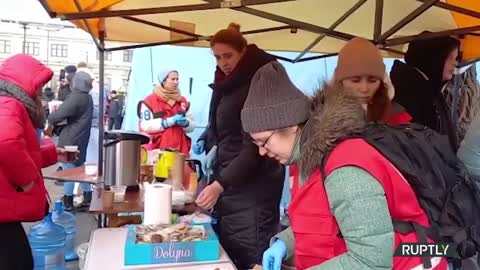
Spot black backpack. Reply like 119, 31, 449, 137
325, 122, 480, 268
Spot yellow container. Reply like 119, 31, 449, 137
154, 151, 176, 179
140, 147, 148, 165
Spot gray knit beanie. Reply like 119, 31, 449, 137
241, 62, 311, 133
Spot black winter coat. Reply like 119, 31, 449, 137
48, 72, 93, 165
390, 36, 460, 151
200, 44, 285, 268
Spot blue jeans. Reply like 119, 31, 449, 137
60, 162, 92, 196
85, 127, 99, 165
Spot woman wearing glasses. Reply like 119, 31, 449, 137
241, 62, 447, 270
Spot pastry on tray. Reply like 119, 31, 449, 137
135, 223, 207, 244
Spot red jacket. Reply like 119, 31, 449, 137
138, 94, 191, 156
0, 54, 55, 223
289, 139, 447, 270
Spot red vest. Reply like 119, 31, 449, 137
140, 94, 191, 157
289, 138, 447, 270
386, 111, 412, 125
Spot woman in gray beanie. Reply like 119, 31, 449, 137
241, 62, 447, 270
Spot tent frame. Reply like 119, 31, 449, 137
39, 0, 480, 63
38, 0, 480, 179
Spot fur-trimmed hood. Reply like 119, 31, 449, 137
300, 84, 367, 177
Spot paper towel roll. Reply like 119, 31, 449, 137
143, 183, 172, 225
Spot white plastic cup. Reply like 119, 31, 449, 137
111, 185, 127, 202
84, 165, 97, 176
64, 145, 78, 152
172, 190, 186, 207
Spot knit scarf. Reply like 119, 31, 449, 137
154, 85, 181, 106
0, 80, 45, 128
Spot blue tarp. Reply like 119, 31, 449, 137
124, 45, 397, 154
123, 45, 398, 208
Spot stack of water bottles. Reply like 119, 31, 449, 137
28, 200, 78, 269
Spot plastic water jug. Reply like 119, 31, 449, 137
52, 200, 78, 261
28, 212, 67, 270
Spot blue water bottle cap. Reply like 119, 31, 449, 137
54, 200, 63, 213
44, 212, 53, 222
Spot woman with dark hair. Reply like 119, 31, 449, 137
193, 23, 285, 269
390, 35, 460, 151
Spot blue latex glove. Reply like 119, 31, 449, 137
161, 116, 176, 129
193, 140, 205, 155
161, 114, 188, 129
262, 239, 287, 270
203, 145, 217, 176
174, 114, 189, 127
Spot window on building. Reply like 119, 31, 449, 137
24, 41, 40, 56
0, 40, 11, 53
51, 44, 68, 57
96, 51, 112, 61
123, 50, 133, 62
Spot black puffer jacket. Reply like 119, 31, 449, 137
390, 36, 460, 151
201, 44, 285, 268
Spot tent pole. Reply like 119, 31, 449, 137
376, 0, 439, 43
38, 0, 56, 18
104, 26, 291, 52
150, 48, 154, 84
385, 25, 480, 47
293, 0, 367, 63
374, 0, 383, 40
235, 6, 355, 41
58, 0, 294, 20
272, 55, 294, 63
73, 0, 102, 54
297, 53, 338, 63
98, 31, 105, 181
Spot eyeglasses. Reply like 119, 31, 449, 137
255, 131, 277, 150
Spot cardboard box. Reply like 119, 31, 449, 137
124, 224, 220, 265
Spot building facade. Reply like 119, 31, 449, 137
0, 19, 132, 93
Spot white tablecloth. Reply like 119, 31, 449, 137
85, 228, 237, 270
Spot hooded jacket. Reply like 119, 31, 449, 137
0, 54, 56, 223
390, 36, 460, 150
48, 71, 93, 165
201, 44, 285, 268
